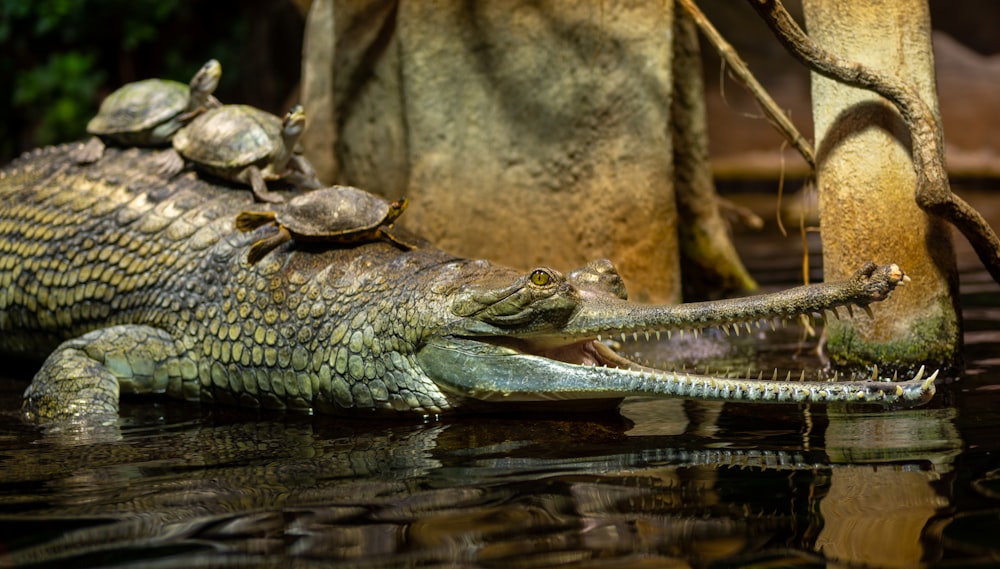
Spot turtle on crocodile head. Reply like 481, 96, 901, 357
235, 185, 412, 264
73, 59, 222, 164
158, 104, 321, 203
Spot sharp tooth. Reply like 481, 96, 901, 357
745, 322, 752, 334
644, 331, 650, 341
870, 365, 879, 381
924, 369, 938, 387
829, 307, 839, 320
892, 370, 898, 381
799, 370, 805, 381
679, 329, 685, 339
621, 333, 627, 343
733, 324, 740, 337
846, 305, 855, 318
693, 328, 700, 339
913, 365, 925, 382
755, 320, 762, 329
757, 371, 763, 380
785, 371, 792, 381
746, 365, 753, 379
771, 369, 777, 381
862, 305, 875, 319
633, 332, 639, 342
721, 324, 731, 336
597, 334, 603, 342
666, 330, 672, 340
655, 331, 661, 341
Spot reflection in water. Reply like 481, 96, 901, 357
817, 407, 960, 567
0, 388, 984, 568
816, 467, 948, 567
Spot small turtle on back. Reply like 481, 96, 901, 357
160, 104, 319, 203
73, 59, 222, 164
234, 185, 412, 264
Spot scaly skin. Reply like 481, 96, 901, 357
0, 145, 936, 424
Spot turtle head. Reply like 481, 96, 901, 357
269, 105, 307, 175
190, 59, 222, 98
386, 197, 409, 224
282, 105, 307, 143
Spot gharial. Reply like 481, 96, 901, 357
0, 145, 937, 425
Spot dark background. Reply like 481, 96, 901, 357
2, 0, 998, 169
1, 0, 306, 163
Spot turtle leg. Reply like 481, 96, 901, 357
175, 105, 210, 123
153, 148, 186, 178
285, 155, 324, 189
246, 227, 293, 264
22, 325, 189, 426
234, 211, 278, 232
243, 166, 285, 203
71, 137, 107, 165
380, 228, 417, 251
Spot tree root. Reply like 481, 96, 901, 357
746, 0, 1000, 285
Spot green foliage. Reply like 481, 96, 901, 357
1, 0, 192, 152
1, 0, 303, 164
13, 52, 104, 147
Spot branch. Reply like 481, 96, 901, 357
746, 0, 1000, 285
676, 0, 815, 169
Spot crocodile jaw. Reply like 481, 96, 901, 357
416, 336, 937, 408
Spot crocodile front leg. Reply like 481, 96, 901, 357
22, 325, 189, 424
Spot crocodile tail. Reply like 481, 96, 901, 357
234, 211, 277, 232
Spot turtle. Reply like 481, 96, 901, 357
234, 185, 412, 264
74, 59, 222, 164
162, 103, 319, 203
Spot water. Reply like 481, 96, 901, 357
1, 192, 1000, 568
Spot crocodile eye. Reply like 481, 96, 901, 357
530, 269, 552, 287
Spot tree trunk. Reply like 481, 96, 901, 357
803, 0, 962, 372
672, 6, 756, 299
301, 0, 760, 304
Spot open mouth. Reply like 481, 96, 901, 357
417, 329, 937, 409
418, 262, 937, 409
477, 336, 642, 369
479, 323, 902, 386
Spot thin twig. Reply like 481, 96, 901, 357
676, 0, 815, 169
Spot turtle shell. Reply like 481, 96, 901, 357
173, 104, 282, 171
87, 79, 189, 138
276, 186, 399, 238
